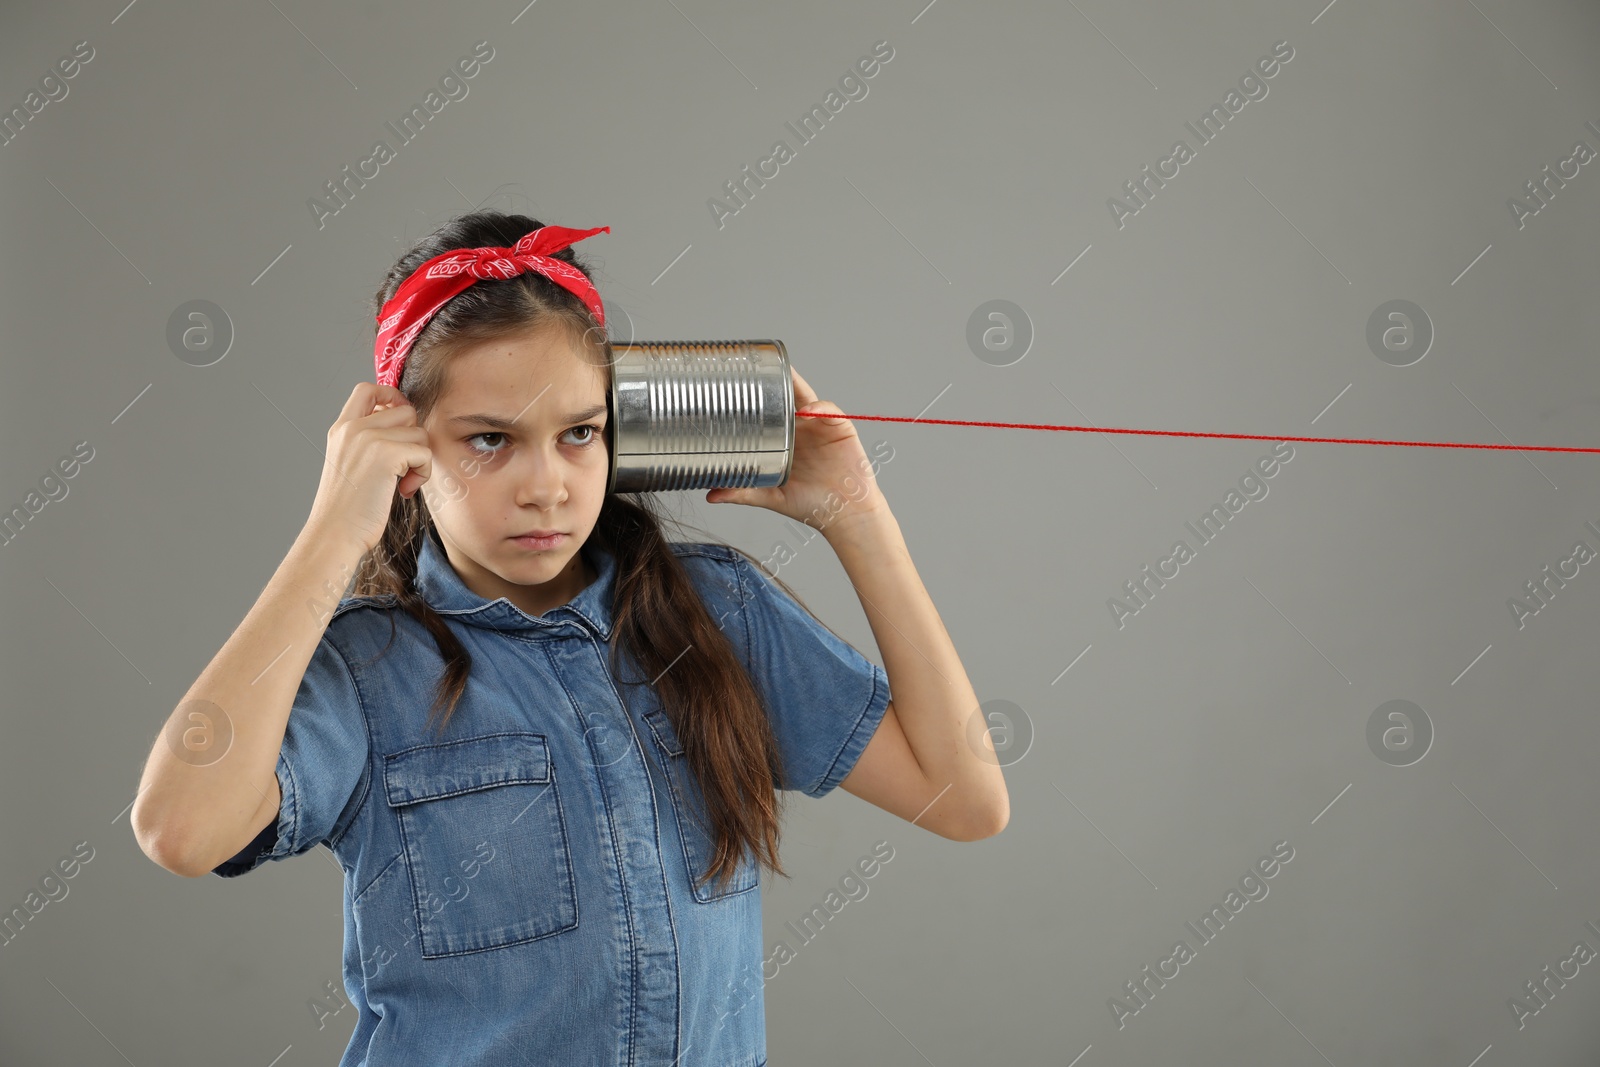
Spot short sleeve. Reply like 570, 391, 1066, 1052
722, 553, 892, 798
211, 630, 371, 877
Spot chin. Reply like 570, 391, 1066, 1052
510, 544, 573, 568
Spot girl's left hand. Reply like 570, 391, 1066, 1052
706, 364, 886, 531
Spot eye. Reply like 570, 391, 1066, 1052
465, 432, 508, 457
563, 423, 604, 448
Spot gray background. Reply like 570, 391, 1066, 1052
3, 0, 1599, 1064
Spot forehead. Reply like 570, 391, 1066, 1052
437, 329, 607, 417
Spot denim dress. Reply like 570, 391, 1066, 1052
212, 527, 892, 1067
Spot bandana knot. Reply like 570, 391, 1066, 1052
373, 223, 610, 388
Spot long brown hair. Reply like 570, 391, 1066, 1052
349, 209, 806, 894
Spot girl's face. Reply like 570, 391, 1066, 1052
420, 326, 611, 618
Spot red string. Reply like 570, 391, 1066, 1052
795, 410, 1600, 455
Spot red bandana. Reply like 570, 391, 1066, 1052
373, 224, 610, 388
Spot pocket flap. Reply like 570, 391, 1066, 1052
384, 732, 550, 807
642, 708, 684, 757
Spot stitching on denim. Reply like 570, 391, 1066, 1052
730, 555, 823, 794
352, 849, 403, 905
640, 706, 683, 757
323, 631, 373, 853
399, 772, 579, 956
670, 542, 738, 563
732, 554, 883, 797
383, 734, 551, 804
274, 751, 300, 859
385, 729, 550, 760
640, 706, 757, 901
728, 557, 756, 679
544, 635, 644, 997
813, 664, 889, 798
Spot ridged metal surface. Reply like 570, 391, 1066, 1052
607, 340, 794, 494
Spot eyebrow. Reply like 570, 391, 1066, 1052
446, 403, 608, 431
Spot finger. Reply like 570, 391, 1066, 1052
342, 381, 410, 422
706, 485, 766, 507
397, 445, 433, 499
338, 382, 378, 422
797, 399, 850, 427
789, 364, 819, 408
362, 403, 422, 429
369, 390, 415, 418
367, 426, 431, 447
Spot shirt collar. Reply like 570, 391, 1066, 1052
414, 526, 616, 641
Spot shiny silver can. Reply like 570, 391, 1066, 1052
604, 340, 794, 494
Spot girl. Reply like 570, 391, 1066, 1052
131, 211, 1009, 1067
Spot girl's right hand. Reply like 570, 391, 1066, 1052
305, 382, 434, 556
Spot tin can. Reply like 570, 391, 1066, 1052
605, 340, 794, 494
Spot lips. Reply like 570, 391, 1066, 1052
510, 530, 563, 539
509, 530, 566, 550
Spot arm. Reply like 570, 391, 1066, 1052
825, 505, 1010, 842
130, 522, 366, 877
134, 382, 429, 877
707, 364, 1010, 842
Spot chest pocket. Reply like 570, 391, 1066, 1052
383, 732, 578, 957
641, 707, 759, 902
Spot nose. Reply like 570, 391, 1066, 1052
513, 448, 567, 512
